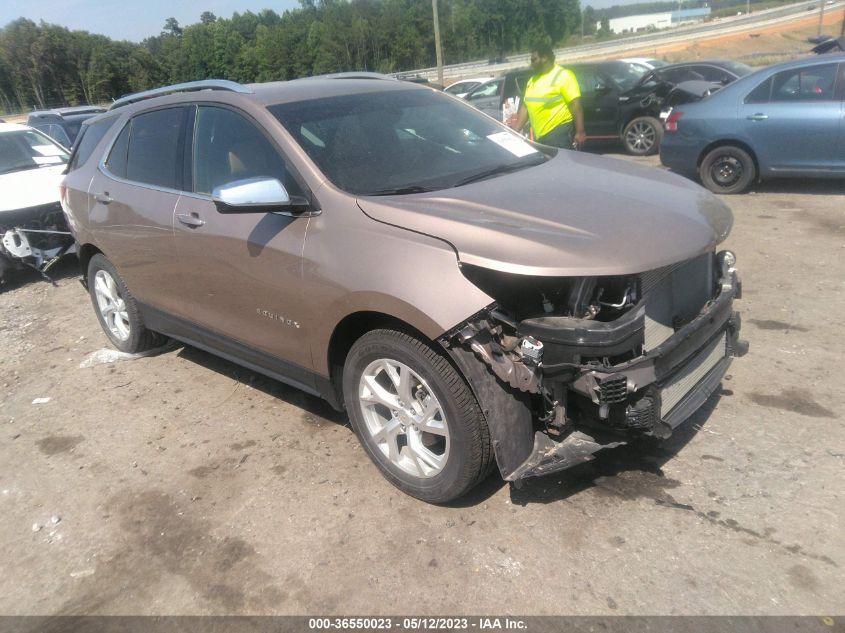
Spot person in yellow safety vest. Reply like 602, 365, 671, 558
510, 43, 586, 150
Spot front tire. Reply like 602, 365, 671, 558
622, 116, 663, 156
699, 145, 756, 194
87, 254, 162, 353
343, 329, 492, 503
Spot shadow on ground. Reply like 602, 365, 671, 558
175, 344, 345, 426
169, 337, 723, 509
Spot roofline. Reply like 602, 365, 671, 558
109, 80, 253, 111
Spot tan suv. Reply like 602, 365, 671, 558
61, 77, 746, 502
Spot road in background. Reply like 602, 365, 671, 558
410, 0, 845, 80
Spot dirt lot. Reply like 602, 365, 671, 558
617, 9, 845, 64
1, 154, 843, 616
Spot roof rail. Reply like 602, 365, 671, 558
109, 80, 253, 110
305, 72, 396, 81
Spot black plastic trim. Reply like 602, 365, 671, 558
139, 304, 342, 410
517, 304, 645, 352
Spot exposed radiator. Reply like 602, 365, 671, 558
640, 253, 714, 352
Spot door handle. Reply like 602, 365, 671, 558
177, 213, 206, 228
747, 113, 769, 121
94, 192, 112, 204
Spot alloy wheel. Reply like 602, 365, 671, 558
357, 359, 450, 478
625, 121, 656, 153
93, 270, 130, 341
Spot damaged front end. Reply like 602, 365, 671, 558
0, 202, 77, 283
442, 250, 747, 482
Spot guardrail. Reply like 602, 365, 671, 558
406, 0, 841, 80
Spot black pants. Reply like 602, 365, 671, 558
537, 122, 574, 149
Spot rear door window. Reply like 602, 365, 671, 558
745, 77, 772, 104
125, 107, 186, 189
771, 63, 838, 102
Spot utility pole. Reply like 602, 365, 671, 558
841, 6, 844, 35
817, 1, 826, 36
432, 0, 444, 86
746, 0, 751, 15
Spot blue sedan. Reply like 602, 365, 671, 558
660, 54, 845, 194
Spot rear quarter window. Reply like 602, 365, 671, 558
67, 116, 118, 172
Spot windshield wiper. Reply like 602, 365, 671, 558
366, 185, 433, 196
453, 157, 545, 187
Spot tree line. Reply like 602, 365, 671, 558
0, 0, 581, 114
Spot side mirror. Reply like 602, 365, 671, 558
212, 177, 316, 216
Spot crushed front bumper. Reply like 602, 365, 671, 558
510, 268, 746, 481
448, 256, 747, 483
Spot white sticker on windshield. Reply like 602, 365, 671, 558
486, 132, 538, 158
33, 144, 65, 157
32, 155, 63, 164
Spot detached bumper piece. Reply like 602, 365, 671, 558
503, 252, 748, 481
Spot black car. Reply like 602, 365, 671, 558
464, 61, 663, 155
637, 60, 754, 87
464, 60, 753, 156
26, 106, 107, 147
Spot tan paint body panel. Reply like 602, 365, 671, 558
358, 150, 733, 277
62, 77, 732, 386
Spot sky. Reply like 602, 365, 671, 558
2, 0, 650, 42
0, 0, 302, 42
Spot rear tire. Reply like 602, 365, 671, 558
699, 145, 756, 194
343, 329, 492, 503
622, 116, 663, 156
87, 254, 163, 353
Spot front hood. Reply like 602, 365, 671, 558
0, 165, 64, 213
357, 151, 733, 277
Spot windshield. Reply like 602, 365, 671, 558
605, 62, 650, 91
0, 128, 69, 175
269, 88, 546, 195
444, 81, 481, 95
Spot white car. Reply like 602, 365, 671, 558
0, 123, 75, 283
443, 76, 493, 99
620, 57, 668, 73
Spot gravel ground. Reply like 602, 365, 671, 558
0, 156, 843, 616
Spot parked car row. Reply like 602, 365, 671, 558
459, 58, 752, 156
454, 53, 844, 193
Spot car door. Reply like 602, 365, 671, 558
464, 79, 504, 119
740, 62, 842, 173
88, 106, 188, 316
172, 104, 314, 380
572, 68, 619, 137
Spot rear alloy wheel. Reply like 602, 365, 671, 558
343, 329, 493, 503
87, 254, 163, 353
622, 116, 663, 156
699, 145, 756, 194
